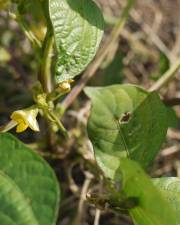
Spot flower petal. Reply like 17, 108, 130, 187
11, 108, 40, 133
27, 116, 40, 131
16, 122, 28, 133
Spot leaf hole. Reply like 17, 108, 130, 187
119, 112, 131, 124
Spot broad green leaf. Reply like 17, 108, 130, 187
153, 177, 180, 224
0, 133, 60, 225
85, 84, 168, 178
49, 0, 104, 82
0, 171, 38, 225
116, 159, 178, 225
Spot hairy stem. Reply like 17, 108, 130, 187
38, 32, 54, 93
62, 0, 135, 110
37, 30, 58, 149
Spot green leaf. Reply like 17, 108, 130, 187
0, 133, 60, 225
116, 159, 178, 225
49, 0, 104, 83
102, 52, 124, 86
151, 52, 170, 81
167, 107, 178, 128
153, 177, 180, 224
85, 84, 168, 178
0, 171, 39, 225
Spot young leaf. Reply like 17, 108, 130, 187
153, 177, 180, 224
0, 133, 60, 225
85, 84, 168, 178
49, 0, 104, 83
116, 159, 178, 225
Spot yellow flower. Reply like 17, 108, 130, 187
10, 108, 40, 133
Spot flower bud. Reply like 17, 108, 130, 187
57, 79, 74, 93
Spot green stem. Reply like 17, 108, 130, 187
48, 111, 68, 137
37, 30, 58, 149
38, 32, 54, 93
149, 58, 180, 92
